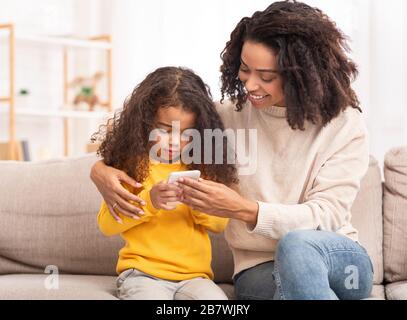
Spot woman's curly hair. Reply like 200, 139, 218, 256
91, 66, 238, 186
220, 0, 361, 130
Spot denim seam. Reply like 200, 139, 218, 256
237, 293, 273, 300
273, 259, 286, 300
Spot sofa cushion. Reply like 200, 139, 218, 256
350, 156, 384, 285
0, 274, 118, 300
209, 232, 234, 284
383, 146, 407, 283
385, 281, 407, 300
0, 154, 123, 276
369, 284, 386, 300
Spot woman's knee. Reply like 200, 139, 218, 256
276, 230, 320, 260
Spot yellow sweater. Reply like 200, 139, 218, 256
97, 161, 228, 281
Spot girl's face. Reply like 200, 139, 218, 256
238, 40, 286, 109
153, 106, 196, 162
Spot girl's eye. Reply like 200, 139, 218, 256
156, 128, 169, 135
181, 132, 192, 140
262, 78, 275, 83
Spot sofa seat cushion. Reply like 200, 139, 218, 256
369, 284, 386, 300
0, 274, 118, 300
218, 284, 385, 300
385, 281, 407, 300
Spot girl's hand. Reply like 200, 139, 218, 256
90, 160, 145, 222
178, 178, 259, 224
150, 182, 183, 211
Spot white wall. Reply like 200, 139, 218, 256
1, 0, 406, 164
105, 0, 407, 165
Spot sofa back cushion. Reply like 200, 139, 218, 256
350, 156, 384, 285
0, 154, 234, 282
0, 154, 123, 276
383, 146, 407, 283
0, 153, 384, 285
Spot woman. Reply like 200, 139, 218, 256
90, 1, 373, 300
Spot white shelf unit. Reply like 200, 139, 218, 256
0, 23, 113, 160
0, 107, 112, 119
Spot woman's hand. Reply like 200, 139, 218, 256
150, 182, 183, 211
178, 178, 259, 224
90, 160, 145, 222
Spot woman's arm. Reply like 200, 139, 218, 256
90, 160, 145, 221
97, 181, 182, 235
179, 124, 369, 240
97, 187, 158, 236
179, 178, 259, 224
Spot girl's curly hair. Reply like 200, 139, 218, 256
91, 66, 238, 186
220, 0, 361, 130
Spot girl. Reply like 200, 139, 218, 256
92, 66, 238, 300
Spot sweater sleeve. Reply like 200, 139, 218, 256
191, 210, 229, 233
247, 117, 370, 240
97, 186, 159, 236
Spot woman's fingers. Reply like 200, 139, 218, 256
115, 184, 146, 206
107, 204, 123, 224
118, 172, 143, 190
180, 184, 208, 201
178, 177, 213, 193
114, 197, 145, 217
182, 197, 206, 211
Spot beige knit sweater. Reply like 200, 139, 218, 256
215, 100, 370, 277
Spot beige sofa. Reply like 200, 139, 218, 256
0, 147, 406, 300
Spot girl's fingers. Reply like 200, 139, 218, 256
160, 183, 182, 193
160, 190, 180, 198
163, 197, 180, 203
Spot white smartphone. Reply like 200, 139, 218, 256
167, 170, 201, 184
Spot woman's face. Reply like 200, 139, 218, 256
153, 106, 196, 162
238, 40, 286, 109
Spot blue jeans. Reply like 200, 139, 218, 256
234, 230, 374, 300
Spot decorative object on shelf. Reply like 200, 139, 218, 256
69, 72, 106, 112
16, 88, 30, 108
